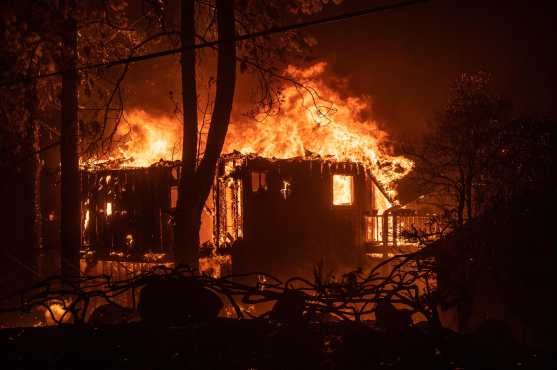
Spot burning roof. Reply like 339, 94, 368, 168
226, 63, 414, 191
82, 63, 413, 197
219, 151, 395, 204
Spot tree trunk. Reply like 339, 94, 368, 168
20, 79, 42, 284
60, 4, 81, 278
195, 0, 236, 205
175, 0, 200, 266
174, 0, 236, 267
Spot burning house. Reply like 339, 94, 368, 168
80, 162, 178, 280
213, 153, 423, 278
80, 154, 430, 280
79, 63, 426, 280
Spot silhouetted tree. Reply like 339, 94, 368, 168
173, 0, 336, 266
0, 1, 61, 288
409, 72, 510, 228
58, 0, 81, 277
1, 1, 156, 281
174, 0, 236, 265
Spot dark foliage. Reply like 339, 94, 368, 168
0, 257, 553, 369
0, 319, 552, 370
138, 276, 223, 325
374, 299, 412, 331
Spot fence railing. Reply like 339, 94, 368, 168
364, 214, 439, 248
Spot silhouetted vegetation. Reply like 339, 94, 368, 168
0, 263, 554, 369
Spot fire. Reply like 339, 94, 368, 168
280, 180, 291, 200
84, 110, 182, 168
225, 62, 413, 190
332, 174, 353, 205
44, 301, 72, 325
84, 209, 90, 229
199, 255, 232, 278
84, 63, 413, 194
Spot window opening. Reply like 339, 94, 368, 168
332, 174, 353, 206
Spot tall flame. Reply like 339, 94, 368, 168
225, 63, 413, 188
85, 63, 413, 192
84, 110, 183, 168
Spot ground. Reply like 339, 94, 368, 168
0, 319, 553, 370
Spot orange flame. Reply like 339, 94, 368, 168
44, 301, 72, 325
332, 174, 353, 205
225, 63, 413, 189
84, 63, 413, 193
84, 110, 182, 168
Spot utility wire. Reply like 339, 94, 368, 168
1, 0, 428, 87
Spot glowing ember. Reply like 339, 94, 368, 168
199, 255, 232, 278
143, 252, 166, 262
44, 301, 71, 325
125, 233, 134, 249
280, 180, 291, 200
106, 202, 112, 216
332, 174, 353, 205
226, 62, 414, 190
84, 209, 90, 229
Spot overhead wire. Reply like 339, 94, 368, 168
1, 0, 428, 87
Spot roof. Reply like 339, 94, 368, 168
220, 151, 395, 203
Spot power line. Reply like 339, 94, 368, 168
1, 0, 428, 87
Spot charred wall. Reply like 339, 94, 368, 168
79, 156, 425, 281
81, 163, 179, 263
218, 157, 379, 279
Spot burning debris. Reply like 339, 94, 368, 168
80, 162, 180, 264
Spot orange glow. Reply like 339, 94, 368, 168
332, 175, 353, 205
83, 110, 182, 168
83, 63, 413, 196
44, 301, 71, 325
280, 180, 291, 200
367, 253, 384, 259
199, 255, 232, 278
106, 202, 112, 216
226, 63, 414, 192
125, 233, 134, 248
143, 252, 166, 262
84, 209, 90, 229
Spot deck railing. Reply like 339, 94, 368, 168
364, 214, 438, 249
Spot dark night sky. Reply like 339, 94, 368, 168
309, 0, 556, 140
125, 0, 555, 143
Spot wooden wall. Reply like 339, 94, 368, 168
81, 164, 178, 261
220, 158, 378, 280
